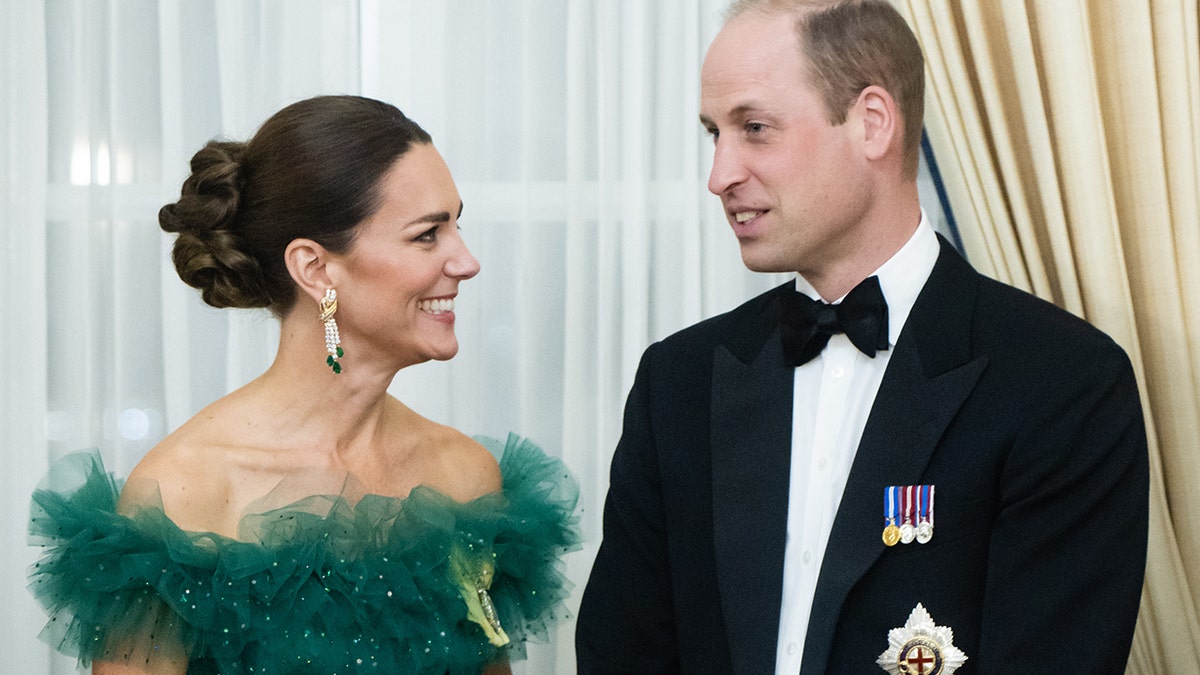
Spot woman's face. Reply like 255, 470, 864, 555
329, 142, 480, 370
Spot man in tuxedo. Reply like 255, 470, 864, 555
575, 1, 1148, 673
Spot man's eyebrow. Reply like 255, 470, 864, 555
699, 104, 769, 128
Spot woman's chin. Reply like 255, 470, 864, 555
427, 340, 461, 363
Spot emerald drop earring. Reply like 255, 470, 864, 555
319, 288, 344, 374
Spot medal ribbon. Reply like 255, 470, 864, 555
885, 486, 898, 526
903, 485, 914, 527
926, 484, 934, 526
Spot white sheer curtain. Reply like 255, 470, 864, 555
3, 2, 952, 673
2, 0, 51, 673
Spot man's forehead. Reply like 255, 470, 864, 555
702, 14, 803, 83
700, 62, 808, 116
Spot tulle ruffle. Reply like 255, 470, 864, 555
28, 434, 580, 674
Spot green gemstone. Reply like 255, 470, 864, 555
336, 346, 344, 358
332, 362, 342, 374
326, 355, 335, 366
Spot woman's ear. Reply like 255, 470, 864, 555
855, 84, 900, 164
284, 238, 335, 305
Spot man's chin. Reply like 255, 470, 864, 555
738, 247, 795, 274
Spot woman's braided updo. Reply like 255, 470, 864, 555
159, 95, 432, 314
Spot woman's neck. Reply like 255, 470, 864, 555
239, 313, 408, 463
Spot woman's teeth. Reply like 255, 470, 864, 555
419, 298, 454, 313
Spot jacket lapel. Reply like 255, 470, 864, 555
800, 241, 989, 673
711, 284, 794, 675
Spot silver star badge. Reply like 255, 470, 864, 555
877, 603, 968, 675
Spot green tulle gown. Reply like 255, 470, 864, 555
28, 434, 580, 674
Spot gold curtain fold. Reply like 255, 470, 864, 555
895, 0, 1200, 672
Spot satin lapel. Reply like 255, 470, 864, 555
712, 301, 793, 675
800, 240, 988, 674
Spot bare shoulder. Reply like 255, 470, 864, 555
379, 398, 500, 501
410, 419, 501, 503
433, 424, 503, 501
119, 417, 235, 535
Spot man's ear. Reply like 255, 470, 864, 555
285, 238, 336, 305
856, 84, 901, 163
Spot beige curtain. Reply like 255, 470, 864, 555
894, 0, 1200, 672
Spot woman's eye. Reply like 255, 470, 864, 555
415, 227, 438, 243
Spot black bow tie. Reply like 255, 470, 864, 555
779, 276, 890, 367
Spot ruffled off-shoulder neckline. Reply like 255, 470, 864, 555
28, 433, 581, 674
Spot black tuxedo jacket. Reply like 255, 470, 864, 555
576, 238, 1148, 674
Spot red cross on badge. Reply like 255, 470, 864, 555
899, 642, 939, 674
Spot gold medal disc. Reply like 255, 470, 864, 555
882, 524, 901, 547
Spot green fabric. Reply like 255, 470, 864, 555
28, 434, 580, 674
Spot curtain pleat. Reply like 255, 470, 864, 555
903, 2, 1019, 287
1, 2, 55, 673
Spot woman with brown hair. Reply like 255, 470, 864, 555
29, 95, 578, 674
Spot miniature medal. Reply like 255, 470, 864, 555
877, 603, 968, 675
916, 485, 934, 544
882, 486, 901, 546
899, 485, 916, 544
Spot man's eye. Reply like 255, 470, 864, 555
746, 122, 765, 133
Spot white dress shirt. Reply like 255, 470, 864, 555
774, 214, 940, 674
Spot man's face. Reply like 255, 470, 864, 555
700, 11, 870, 280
